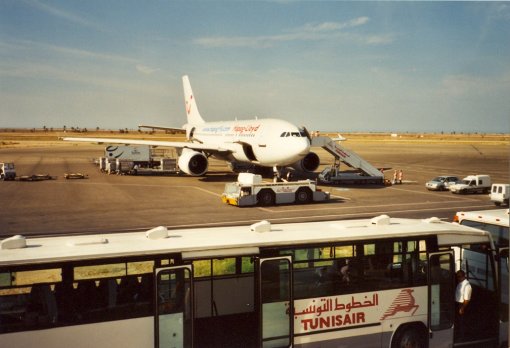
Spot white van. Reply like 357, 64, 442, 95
490, 183, 510, 206
449, 174, 491, 194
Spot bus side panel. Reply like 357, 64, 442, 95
292, 287, 427, 346
294, 330, 381, 347
0, 317, 153, 348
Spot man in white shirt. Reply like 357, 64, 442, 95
455, 269, 472, 341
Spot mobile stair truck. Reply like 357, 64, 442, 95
312, 136, 385, 185
222, 173, 330, 206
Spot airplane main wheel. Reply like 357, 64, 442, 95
295, 187, 312, 204
257, 190, 275, 206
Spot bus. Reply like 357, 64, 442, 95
0, 215, 502, 348
454, 208, 509, 347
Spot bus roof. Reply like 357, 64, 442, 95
0, 215, 492, 266
454, 209, 509, 227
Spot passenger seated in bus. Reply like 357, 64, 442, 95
340, 259, 350, 283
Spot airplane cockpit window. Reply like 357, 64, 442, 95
281, 131, 307, 137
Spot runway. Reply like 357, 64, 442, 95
0, 139, 508, 237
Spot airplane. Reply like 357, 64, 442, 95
64, 75, 320, 177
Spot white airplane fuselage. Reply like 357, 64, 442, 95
188, 118, 310, 167
64, 75, 320, 176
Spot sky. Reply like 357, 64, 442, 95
1, 1, 509, 133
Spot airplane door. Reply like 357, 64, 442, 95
155, 265, 194, 348
257, 256, 293, 348
428, 251, 455, 348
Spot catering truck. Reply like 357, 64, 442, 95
222, 173, 330, 206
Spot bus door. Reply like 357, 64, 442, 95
257, 256, 293, 348
155, 265, 194, 348
428, 251, 455, 348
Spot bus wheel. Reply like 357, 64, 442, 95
295, 187, 312, 204
391, 326, 426, 348
257, 189, 275, 206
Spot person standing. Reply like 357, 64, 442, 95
455, 270, 472, 341
397, 169, 403, 184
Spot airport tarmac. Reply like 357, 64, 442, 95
0, 138, 508, 237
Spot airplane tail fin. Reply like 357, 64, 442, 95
183, 75, 205, 124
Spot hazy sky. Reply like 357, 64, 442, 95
1, 1, 509, 133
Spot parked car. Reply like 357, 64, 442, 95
425, 175, 459, 191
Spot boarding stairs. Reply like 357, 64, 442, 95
311, 136, 383, 178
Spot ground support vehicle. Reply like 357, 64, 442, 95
105, 145, 151, 163
132, 158, 179, 176
0, 162, 16, 180
490, 184, 510, 206
17, 174, 55, 181
99, 145, 179, 175
311, 136, 384, 185
116, 159, 135, 175
104, 158, 117, 174
453, 208, 509, 347
222, 173, 329, 206
449, 174, 491, 194
318, 166, 385, 185
0, 215, 503, 348
64, 173, 88, 179
425, 175, 460, 191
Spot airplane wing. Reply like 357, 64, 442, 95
62, 137, 231, 152
138, 124, 185, 132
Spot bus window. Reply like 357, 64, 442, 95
213, 258, 236, 276
74, 263, 126, 280
192, 260, 211, 278
460, 221, 509, 247
362, 240, 427, 292
12, 269, 61, 286
127, 261, 154, 275
459, 243, 499, 341
0, 268, 62, 333
241, 256, 254, 273
0, 272, 10, 286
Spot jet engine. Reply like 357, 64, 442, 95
178, 148, 208, 176
290, 152, 320, 172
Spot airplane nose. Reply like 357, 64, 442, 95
296, 138, 310, 155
